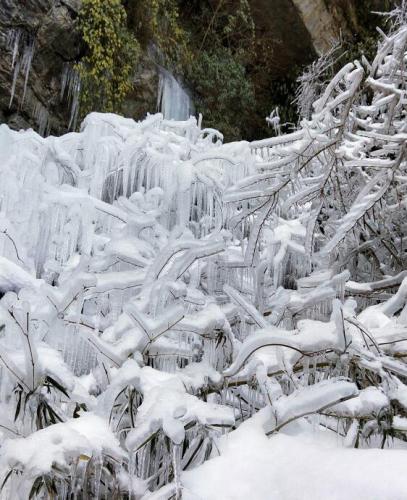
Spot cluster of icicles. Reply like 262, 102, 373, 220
0, 109, 332, 498
6, 28, 193, 138
0, 112, 251, 270
1, 23, 407, 496
6, 28, 54, 136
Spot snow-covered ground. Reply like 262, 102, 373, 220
184, 417, 407, 500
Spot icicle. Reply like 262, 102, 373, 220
31, 100, 51, 136
172, 443, 182, 500
20, 36, 35, 105
61, 63, 81, 130
7, 28, 35, 107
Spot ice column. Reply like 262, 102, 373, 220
157, 68, 194, 121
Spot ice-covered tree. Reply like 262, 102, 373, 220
0, 18, 406, 500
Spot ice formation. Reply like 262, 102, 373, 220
60, 64, 82, 131
157, 68, 194, 121
6, 28, 35, 108
0, 22, 406, 500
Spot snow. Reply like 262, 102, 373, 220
1, 413, 123, 476
98, 359, 235, 452
0, 257, 39, 292
268, 380, 358, 433
0, 19, 407, 499
328, 387, 389, 417
183, 418, 407, 500
223, 320, 342, 378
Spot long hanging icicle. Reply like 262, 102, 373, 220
7, 28, 35, 108
60, 63, 81, 130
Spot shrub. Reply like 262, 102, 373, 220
188, 48, 255, 140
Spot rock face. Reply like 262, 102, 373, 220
291, 0, 391, 54
0, 0, 162, 135
0, 0, 390, 136
250, 0, 316, 74
291, 0, 344, 54
0, 0, 83, 132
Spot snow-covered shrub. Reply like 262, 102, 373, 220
0, 22, 406, 500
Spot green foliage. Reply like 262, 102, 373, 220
179, 0, 256, 140
76, 0, 140, 117
188, 48, 255, 141
180, 0, 254, 55
126, 0, 189, 68
75, 0, 394, 141
75, 0, 283, 140
340, 3, 390, 65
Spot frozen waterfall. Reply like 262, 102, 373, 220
157, 68, 194, 121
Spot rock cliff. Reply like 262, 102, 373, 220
0, 0, 389, 136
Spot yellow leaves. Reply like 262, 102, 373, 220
76, 0, 140, 118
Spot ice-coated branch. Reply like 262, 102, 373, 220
266, 380, 358, 434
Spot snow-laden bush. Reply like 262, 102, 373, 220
0, 23, 406, 500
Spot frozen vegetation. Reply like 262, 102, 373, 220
0, 20, 407, 500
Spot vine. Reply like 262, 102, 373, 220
75, 0, 140, 117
